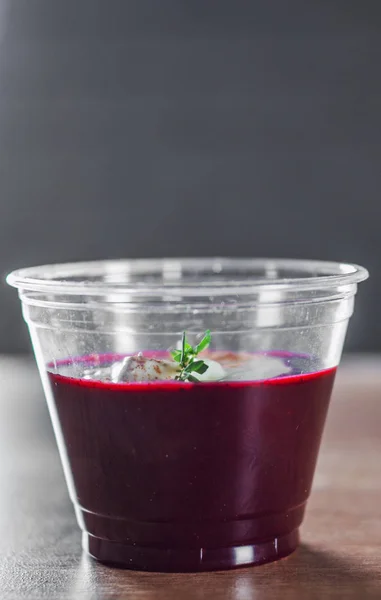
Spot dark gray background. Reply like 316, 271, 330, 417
0, 0, 379, 353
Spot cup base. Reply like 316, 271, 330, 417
83, 528, 299, 572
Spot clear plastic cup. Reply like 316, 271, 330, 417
7, 258, 368, 571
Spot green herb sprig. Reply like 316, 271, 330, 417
171, 330, 211, 382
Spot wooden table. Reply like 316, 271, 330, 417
0, 356, 380, 599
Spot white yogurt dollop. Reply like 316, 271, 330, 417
111, 354, 226, 383
225, 355, 292, 381
112, 353, 179, 382
110, 351, 291, 383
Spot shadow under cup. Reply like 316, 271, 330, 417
7, 258, 368, 571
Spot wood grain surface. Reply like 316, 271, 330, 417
0, 356, 380, 599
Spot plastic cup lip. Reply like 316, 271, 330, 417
6, 257, 369, 298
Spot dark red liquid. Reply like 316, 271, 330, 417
46, 356, 336, 571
